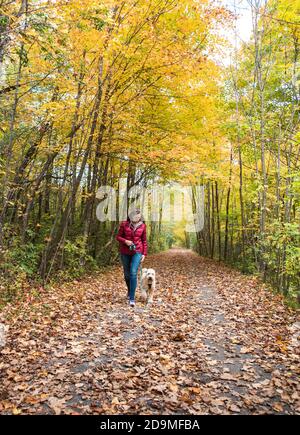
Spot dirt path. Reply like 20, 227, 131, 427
0, 249, 299, 414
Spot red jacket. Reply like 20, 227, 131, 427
116, 221, 148, 256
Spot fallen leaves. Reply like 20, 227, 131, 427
48, 397, 66, 415
172, 332, 185, 341
240, 347, 253, 354
0, 249, 299, 415
220, 373, 237, 381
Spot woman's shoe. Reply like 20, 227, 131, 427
129, 300, 135, 307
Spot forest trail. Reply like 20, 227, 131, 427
0, 249, 299, 415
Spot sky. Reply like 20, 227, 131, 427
220, 0, 253, 43
215, 0, 253, 66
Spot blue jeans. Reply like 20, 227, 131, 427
120, 253, 142, 301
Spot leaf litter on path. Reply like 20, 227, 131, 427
0, 249, 299, 415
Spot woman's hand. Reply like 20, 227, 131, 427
141, 255, 145, 263
125, 240, 133, 247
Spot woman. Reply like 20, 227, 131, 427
116, 208, 147, 307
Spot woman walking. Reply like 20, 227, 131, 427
116, 209, 147, 307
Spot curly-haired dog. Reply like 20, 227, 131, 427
140, 268, 156, 303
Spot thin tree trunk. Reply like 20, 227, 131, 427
224, 147, 233, 261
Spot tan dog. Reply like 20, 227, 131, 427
140, 268, 156, 303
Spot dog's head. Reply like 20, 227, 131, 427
143, 268, 155, 284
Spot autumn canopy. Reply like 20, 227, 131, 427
0, 1, 299, 301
